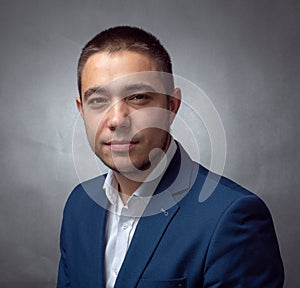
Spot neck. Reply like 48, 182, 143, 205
114, 172, 142, 204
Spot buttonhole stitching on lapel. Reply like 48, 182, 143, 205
160, 208, 169, 216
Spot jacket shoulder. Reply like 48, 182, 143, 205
63, 175, 107, 216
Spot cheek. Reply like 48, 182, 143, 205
144, 128, 169, 143
132, 108, 170, 132
83, 114, 105, 140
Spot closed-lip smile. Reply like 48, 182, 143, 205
105, 140, 139, 151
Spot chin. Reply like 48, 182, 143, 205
105, 157, 152, 174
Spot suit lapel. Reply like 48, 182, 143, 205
114, 203, 180, 288
114, 143, 197, 288
97, 203, 108, 287
86, 202, 107, 287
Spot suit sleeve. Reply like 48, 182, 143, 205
203, 195, 284, 287
57, 215, 71, 288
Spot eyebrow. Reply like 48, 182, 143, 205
123, 83, 157, 93
83, 83, 158, 102
83, 86, 110, 101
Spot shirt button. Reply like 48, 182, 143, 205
122, 224, 128, 230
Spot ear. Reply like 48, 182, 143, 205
168, 88, 182, 124
76, 97, 84, 117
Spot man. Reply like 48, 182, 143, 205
57, 26, 284, 287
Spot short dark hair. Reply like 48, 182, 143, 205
77, 26, 174, 98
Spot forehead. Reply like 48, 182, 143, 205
81, 51, 166, 94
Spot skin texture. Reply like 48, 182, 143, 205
76, 51, 181, 198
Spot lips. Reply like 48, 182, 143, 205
105, 139, 139, 152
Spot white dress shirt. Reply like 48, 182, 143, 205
103, 139, 176, 288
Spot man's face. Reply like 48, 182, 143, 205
77, 51, 180, 176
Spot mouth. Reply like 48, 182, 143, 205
105, 139, 139, 152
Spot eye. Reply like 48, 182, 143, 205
127, 93, 151, 104
87, 97, 109, 105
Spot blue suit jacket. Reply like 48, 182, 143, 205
57, 144, 284, 287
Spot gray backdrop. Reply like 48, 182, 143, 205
0, 0, 299, 287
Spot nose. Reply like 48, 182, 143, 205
106, 100, 130, 130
